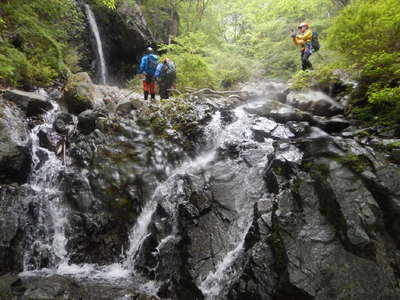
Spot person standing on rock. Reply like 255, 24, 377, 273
139, 47, 158, 100
291, 23, 313, 71
155, 58, 176, 99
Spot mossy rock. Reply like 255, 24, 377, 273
61, 72, 96, 114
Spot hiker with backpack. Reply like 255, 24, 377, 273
290, 23, 319, 70
139, 47, 159, 100
155, 58, 176, 99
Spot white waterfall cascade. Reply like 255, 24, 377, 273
23, 94, 70, 271
123, 100, 271, 299
85, 4, 108, 85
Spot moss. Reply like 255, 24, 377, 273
139, 98, 198, 151
335, 154, 370, 173
302, 160, 330, 178
389, 141, 400, 149
270, 230, 287, 275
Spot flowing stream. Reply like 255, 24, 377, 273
85, 4, 107, 85
23, 94, 70, 271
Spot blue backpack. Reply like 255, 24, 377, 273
147, 54, 158, 75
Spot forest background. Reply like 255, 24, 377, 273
0, 0, 399, 125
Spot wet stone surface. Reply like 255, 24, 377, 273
1, 82, 400, 300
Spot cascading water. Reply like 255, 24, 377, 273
85, 4, 108, 85
23, 94, 71, 271
122, 99, 273, 298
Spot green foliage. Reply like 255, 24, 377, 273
95, 0, 117, 9
389, 141, 400, 149
140, 0, 345, 90
290, 65, 343, 90
327, 0, 400, 62
350, 52, 400, 125
0, 0, 88, 88
159, 33, 218, 89
325, 0, 400, 125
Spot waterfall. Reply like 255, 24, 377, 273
85, 4, 107, 85
123, 102, 266, 298
23, 95, 70, 271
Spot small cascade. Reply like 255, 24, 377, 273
85, 4, 107, 85
198, 228, 249, 299
23, 96, 71, 271
123, 101, 266, 297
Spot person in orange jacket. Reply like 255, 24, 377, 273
291, 23, 313, 70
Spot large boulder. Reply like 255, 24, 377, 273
0, 103, 31, 183
286, 90, 344, 117
61, 72, 96, 114
3, 90, 53, 117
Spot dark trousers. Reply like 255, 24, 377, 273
301, 45, 313, 71
159, 79, 174, 99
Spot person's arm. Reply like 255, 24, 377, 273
139, 56, 147, 74
296, 30, 312, 43
290, 31, 299, 46
154, 63, 163, 78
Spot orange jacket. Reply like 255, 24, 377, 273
293, 29, 312, 51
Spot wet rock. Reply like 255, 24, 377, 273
0, 185, 27, 275
313, 115, 351, 133
53, 112, 74, 135
78, 109, 105, 134
61, 72, 96, 114
258, 160, 400, 300
287, 90, 344, 117
298, 127, 345, 158
0, 103, 31, 183
286, 121, 309, 137
3, 89, 53, 117
0, 274, 156, 300
245, 100, 314, 124
38, 129, 52, 150
251, 118, 277, 142
391, 148, 400, 163
116, 98, 143, 114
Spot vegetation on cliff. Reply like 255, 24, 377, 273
0, 0, 115, 88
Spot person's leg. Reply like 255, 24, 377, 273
149, 81, 156, 100
159, 81, 167, 99
143, 80, 149, 100
301, 51, 307, 70
302, 47, 313, 70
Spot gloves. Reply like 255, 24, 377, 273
290, 32, 297, 38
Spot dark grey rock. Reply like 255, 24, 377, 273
391, 149, 400, 163
3, 90, 53, 117
313, 116, 351, 133
0, 274, 157, 300
0, 103, 31, 183
78, 109, 105, 134
53, 112, 74, 134
116, 98, 143, 114
287, 90, 344, 117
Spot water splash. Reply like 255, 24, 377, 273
85, 4, 107, 85
23, 99, 70, 270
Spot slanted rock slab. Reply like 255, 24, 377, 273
287, 90, 344, 117
3, 90, 53, 117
